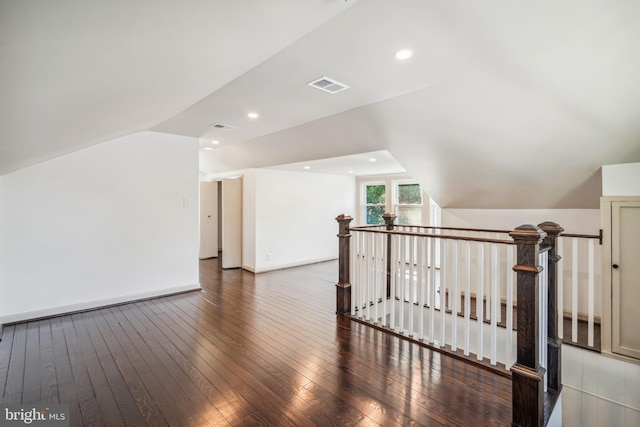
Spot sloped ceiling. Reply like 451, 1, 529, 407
2, 0, 640, 208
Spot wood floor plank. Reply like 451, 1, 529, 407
113, 305, 243, 425
0, 258, 514, 426
90, 309, 174, 426
0, 324, 15, 398
125, 302, 261, 425
59, 316, 104, 427
97, 307, 218, 426
196, 265, 507, 425
22, 321, 41, 403
139, 299, 317, 427
38, 319, 59, 404
168, 295, 406, 426
168, 294, 432, 425
2, 323, 27, 404
70, 313, 126, 427
80, 311, 163, 427
50, 317, 83, 427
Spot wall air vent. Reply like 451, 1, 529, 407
208, 123, 238, 131
307, 76, 350, 94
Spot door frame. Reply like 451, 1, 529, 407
601, 195, 640, 360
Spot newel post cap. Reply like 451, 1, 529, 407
509, 224, 547, 244
537, 221, 564, 237
382, 212, 397, 228
382, 212, 397, 221
335, 214, 353, 223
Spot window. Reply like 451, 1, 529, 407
363, 183, 386, 225
394, 181, 422, 225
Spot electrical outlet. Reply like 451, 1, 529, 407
267, 252, 271, 261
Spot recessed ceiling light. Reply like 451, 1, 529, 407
211, 140, 220, 145
369, 158, 377, 162
348, 170, 354, 174
394, 49, 414, 61
304, 166, 311, 170
202, 147, 214, 151
247, 112, 259, 119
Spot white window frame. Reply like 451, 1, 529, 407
392, 179, 423, 225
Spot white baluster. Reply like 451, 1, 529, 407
440, 239, 447, 348
588, 238, 595, 347
572, 238, 578, 343
418, 236, 425, 340
409, 235, 416, 337
477, 242, 484, 361
399, 234, 406, 333
557, 237, 564, 340
429, 236, 437, 343
451, 240, 459, 352
464, 241, 471, 357
506, 245, 515, 369
390, 234, 397, 330
490, 244, 498, 366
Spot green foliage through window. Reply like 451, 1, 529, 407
366, 185, 385, 204
398, 184, 421, 205
365, 184, 386, 224
366, 206, 385, 225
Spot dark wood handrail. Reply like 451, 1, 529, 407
350, 226, 516, 245
357, 224, 513, 234
560, 233, 599, 239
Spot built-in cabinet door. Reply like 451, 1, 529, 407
611, 201, 640, 359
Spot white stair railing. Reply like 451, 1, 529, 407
349, 225, 517, 370
557, 233, 601, 349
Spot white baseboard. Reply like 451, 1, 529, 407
244, 256, 338, 274
0, 283, 201, 325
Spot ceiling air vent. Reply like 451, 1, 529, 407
307, 76, 350, 94
208, 123, 238, 131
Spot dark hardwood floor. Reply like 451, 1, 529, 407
0, 258, 512, 426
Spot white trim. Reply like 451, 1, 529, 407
392, 179, 423, 225
244, 256, 337, 274
0, 283, 201, 325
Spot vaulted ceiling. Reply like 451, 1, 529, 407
2, 0, 640, 208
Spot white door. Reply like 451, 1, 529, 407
611, 201, 640, 359
199, 182, 218, 259
222, 177, 242, 269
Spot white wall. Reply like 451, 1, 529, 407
245, 169, 355, 273
441, 209, 600, 234
0, 131, 200, 323
242, 170, 256, 270
221, 177, 243, 269
602, 162, 640, 196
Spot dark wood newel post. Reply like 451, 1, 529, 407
382, 213, 397, 299
509, 224, 547, 427
538, 221, 564, 392
336, 214, 353, 315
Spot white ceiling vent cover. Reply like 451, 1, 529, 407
208, 123, 238, 131
307, 76, 350, 94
